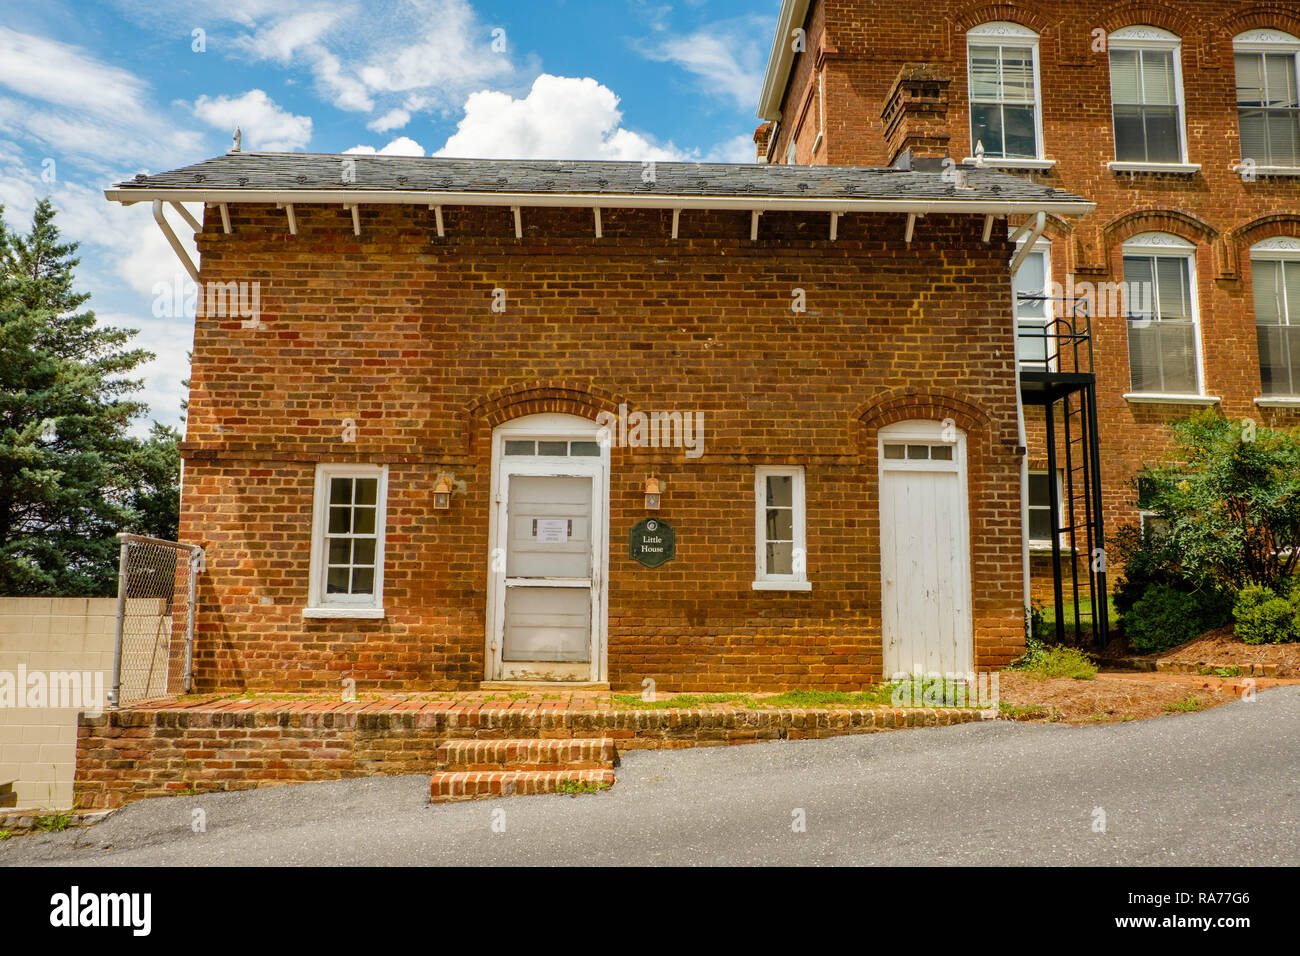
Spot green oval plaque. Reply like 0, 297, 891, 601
629, 518, 675, 568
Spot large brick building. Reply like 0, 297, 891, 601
108, 155, 1089, 692
754, 0, 1300, 609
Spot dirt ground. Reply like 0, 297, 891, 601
995, 670, 1234, 724
1125, 626, 1300, 676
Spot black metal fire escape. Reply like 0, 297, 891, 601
1017, 295, 1110, 648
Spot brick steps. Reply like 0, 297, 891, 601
435, 738, 618, 772
430, 737, 617, 802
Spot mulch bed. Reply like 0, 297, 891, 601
995, 670, 1228, 724
1102, 626, 1300, 677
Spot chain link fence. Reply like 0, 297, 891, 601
110, 533, 204, 707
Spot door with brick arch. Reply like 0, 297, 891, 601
878, 420, 974, 677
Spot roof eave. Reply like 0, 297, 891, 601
104, 187, 1094, 218
757, 0, 811, 122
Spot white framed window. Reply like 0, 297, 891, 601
305, 463, 388, 618
966, 22, 1046, 162
1028, 470, 1063, 549
753, 466, 809, 591
1140, 511, 1171, 537
1107, 26, 1194, 171
1234, 30, 1300, 170
1122, 232, 1204, 397
1013, 234, 1053, 367
1251, 236, 1300, 396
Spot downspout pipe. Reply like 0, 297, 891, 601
1007, 211, 1047, 640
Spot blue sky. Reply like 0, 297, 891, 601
0, 0, 774, 431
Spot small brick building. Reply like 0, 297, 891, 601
108, 154, 1089, 692
754, 0, 1300, 607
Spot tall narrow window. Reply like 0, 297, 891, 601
1234, 31, 1300, 169
1013, 237, 1052, 367
1251, 238, 1300, 396
306, 464, 388, 617
1028, 471, 1064, 548
1108, 27, 1186, 164
967, 23, 1042, 159
1122, 233, 1200, 396
753, 466, 809, 590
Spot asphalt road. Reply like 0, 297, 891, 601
6, 687, 1299, 866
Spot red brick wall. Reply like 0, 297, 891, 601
768, 0, 1300, 575
183, 203, 1026, 693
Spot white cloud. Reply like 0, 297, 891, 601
705, 133, 758, 164
344, 136, 424, 156
367, 109, 410, 133
0, 27, 203, 168
435, 74, 684, 161
638, 18, 771, 110
192, 90, 313, 152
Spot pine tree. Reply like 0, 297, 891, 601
0, 198, 174, 595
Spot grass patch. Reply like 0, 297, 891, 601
33, 810, 75, 833
0, 829, 11, 840
998, 700, 1060, 721
1036, 595, 1119, 637
1198, 666, 1242, 677
1012, 643, 1098, 680
748, 686, 899, 709
1164, 695, 1204, 713
554, 779, 611, 795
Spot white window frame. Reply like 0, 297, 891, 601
1140, 510, 1171, 537
753, 465, 810, 591
1120, 231, 1214, 403
305, 463, 389, 619
1250, 235, 1300, 402
1012, 232, 1054, 368
1233, 30, 1300, 174
1027, 469, 1064, 551
1106, 26, 1199, 174
964, 22, 1052, 168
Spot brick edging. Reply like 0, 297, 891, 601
75, 705, 989, 809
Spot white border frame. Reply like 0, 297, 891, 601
1121, 231, 1207, 399
304, 463, 389, 619
1250, 236, 1300, 399
1012, 232, 1054, 369
965, 22, 1047, 164
753, 465, 810, 591
1232, 33, 1300, 172
485, 413, 610, 683
1026, 468, 1065, 551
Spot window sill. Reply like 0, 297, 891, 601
1254, 396, 1300, 408
1234, 164, 1300, 177
751, 580, 812, 592
1123, 393, 1220, 406
1028, 543, 1076, 554
1108, 161, 1200, 175
964, 157, 1056, 170
303, 606, 385, 619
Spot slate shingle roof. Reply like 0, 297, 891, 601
111, 152, 1090, 209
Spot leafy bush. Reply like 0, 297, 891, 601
1112, 524, 1186, 619
1134, 412, 1300, 594
1012, 644, 1098, 680
1233, 584, 1300, 645
1124, 583, 1228, 655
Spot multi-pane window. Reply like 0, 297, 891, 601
1013, 242, 1052, 366
308, 464, 387, 615
1123, 236, 1200, 395
1109, 31, 1185, 163
504, 440, 601, 456
1235, 41, 1300, 168
1252, 249, 1300, 396
754, 466, 808, 589
1028, 471, 1062, 547
968, 30, 1041, 159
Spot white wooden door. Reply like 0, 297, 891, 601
879, 422, 974, 677
486, 414, 609, 683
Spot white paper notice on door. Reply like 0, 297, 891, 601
536, 519, 569, 543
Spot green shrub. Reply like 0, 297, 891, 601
1233, 585, 1300, 645
1123, 583, 1226, 655
1014, 645, 1098, 680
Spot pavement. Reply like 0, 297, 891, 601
5, 685, 1298, 866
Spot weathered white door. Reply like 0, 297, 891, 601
486, 415, 608, 683
878, 421, 974, 677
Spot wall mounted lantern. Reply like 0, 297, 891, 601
644, 477, 662, 511
433, 476, 453, 510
